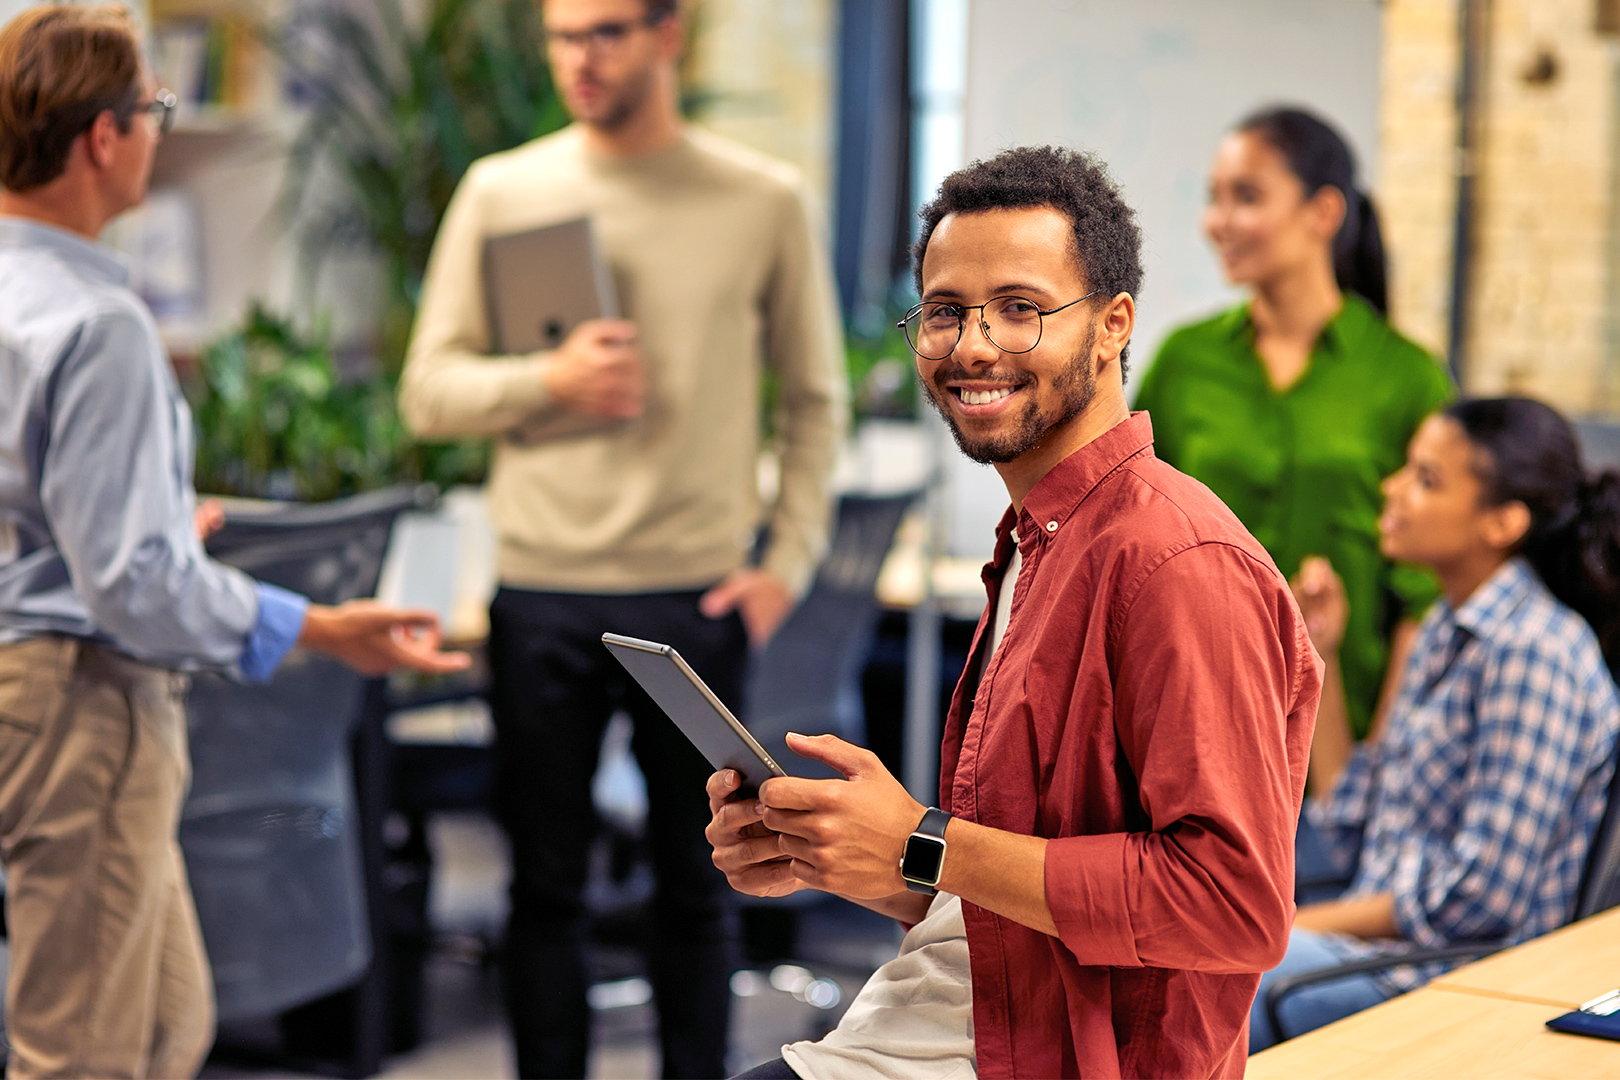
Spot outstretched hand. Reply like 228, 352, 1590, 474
297, 600, 471, 676
194, 499, 225, 542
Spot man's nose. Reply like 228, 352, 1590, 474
954, 315, 999, 363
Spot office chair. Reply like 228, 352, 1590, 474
183, 483, 433, 1075
729, 491, 919, 961
744, 491, 920, 777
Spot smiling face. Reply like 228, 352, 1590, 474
1203, 130, 1342, 289
1379, 414, 1530, 577
914, 206, 1106, 465
543, 0, 674, 131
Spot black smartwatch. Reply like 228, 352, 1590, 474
899, 807, 952, 895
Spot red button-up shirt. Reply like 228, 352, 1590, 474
942, 412, 1320, 1078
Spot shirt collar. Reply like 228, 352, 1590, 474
1227, 293, 1376, 359
0, 216, 130, 288
1444, 557, 1539, 640
991, 411, 1156, 558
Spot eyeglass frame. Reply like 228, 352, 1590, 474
62, 87, 178, 142
544, 10, 672, 53
134, 89, 178, 137
896, 290, 1100, 360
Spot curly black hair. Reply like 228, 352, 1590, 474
913, 145, 1144, 372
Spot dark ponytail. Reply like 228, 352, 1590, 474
1447, 397, 1620, 678
1238, 106, 1388, 317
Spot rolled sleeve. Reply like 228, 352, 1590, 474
239, 583, 309, 683
1048, 543, 1316, 974
1045, 832, 1139, 967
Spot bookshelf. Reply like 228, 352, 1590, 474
114, 0, 356, 358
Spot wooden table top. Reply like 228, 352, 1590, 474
1246, 987, 1620, 1079
1428, 906, 1620, 1009
1248, 908, 1620, 1077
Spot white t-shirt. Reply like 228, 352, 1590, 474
782, 541, 1022, 1080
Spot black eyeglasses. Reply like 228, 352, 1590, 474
545, 11, 669, 53
898, 291, 1099, 361
134, 89, 177, 136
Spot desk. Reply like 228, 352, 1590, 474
1248, 908, 1620, 1078
1246, 989, 1617, 1079
1429, 906, 1620, 1009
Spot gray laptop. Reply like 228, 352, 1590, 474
483, 216, 619, 354
483, 217, 623, 441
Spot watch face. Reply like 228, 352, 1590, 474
901, 834, 945, 884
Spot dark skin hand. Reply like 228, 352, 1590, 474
706, 733, 1057, 932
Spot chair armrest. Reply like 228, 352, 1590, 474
1264, 941, 1504, 1044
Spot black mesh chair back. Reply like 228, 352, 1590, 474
745, 492, 918, 780
1575, 748, 1620, 919
1569, 422, 1620, 914
180, 484, 432, 1021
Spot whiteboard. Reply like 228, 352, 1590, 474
937, 0, 1382, 560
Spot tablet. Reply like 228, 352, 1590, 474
1547, 989, 1620, 1041
601, 633, 788, 797
483, 217, 619, 355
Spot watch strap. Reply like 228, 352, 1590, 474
915, 806, 951, 841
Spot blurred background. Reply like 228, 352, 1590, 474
0, 0, 1616, 1076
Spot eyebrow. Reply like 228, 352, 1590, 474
922, 281, 1061, 302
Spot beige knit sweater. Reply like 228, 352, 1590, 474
399, 126, 846, 596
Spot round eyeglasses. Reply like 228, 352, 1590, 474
897, 291, 1099, 361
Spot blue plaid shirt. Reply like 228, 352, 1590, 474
1309, 557, 1620, 992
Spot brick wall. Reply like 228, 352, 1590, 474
1380, 0, 1620, 415
682, 0, 837, 212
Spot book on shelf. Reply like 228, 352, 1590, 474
150, 13, 266, 122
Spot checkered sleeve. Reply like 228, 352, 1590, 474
1390, 635, 1592, 945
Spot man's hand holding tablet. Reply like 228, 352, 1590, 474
705, 767, 805, 899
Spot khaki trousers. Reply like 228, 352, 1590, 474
0, 636, 214, 1079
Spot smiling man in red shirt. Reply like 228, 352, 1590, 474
708, 146, 1321, 1079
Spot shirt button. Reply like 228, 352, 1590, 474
1045, 521, 1058, 532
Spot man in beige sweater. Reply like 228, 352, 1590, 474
398, 0, 845, 1074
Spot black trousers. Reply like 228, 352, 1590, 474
487, 586, 744, 1079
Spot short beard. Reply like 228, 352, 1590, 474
922, 330, 1097, 465
583, 64, 656, 131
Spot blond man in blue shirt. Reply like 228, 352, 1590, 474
0, 7, 467, 1076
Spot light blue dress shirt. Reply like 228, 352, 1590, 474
0, 218, 306, 682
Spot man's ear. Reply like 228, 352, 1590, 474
1095, 292, 1136, 369
1481, 499, 1532, 552
81, 109, 121, 171
654, 10, 685, 61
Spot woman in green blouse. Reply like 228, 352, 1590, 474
1136, 107, 1452, 740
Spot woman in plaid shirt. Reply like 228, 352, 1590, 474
1250, 396, 1620, 1050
